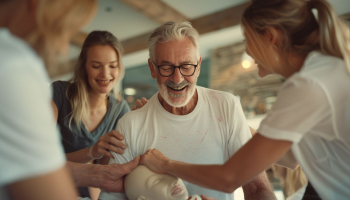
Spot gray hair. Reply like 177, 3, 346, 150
148, 21, 200, 62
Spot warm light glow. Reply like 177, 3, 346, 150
124, 88, 136, 95
126, 96, 134, 103
242, 60, 251, 68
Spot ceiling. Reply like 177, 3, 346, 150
55, 0, 350, 80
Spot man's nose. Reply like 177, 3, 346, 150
171, 68, 183, 83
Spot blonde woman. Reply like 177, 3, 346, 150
51, 30, 130, 198
140, 0, 350, 199
272, 165, 308, 200
0, 0, 96, 200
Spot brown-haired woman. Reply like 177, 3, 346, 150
51, 30, 130, 198
0, 0, 96, 200
140, 0, 350, 199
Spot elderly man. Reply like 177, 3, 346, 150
99, 21, 276, 200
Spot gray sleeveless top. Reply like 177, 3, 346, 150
51, 81, 130, 197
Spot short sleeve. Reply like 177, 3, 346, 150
258, 76, 330, 143
0, 64, 65, 186
99, 117, 131, 200
51, 81, 67, 111
227, 96, 252, 157
110, 116, 135, 165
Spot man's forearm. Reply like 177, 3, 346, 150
66, 161, 102, 188
243, 172, 277, 200
246, 189, 277, 200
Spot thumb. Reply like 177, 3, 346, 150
122, 156, 140, 173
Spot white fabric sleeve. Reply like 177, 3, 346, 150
258, 76, 330, 143
98, 117, 132, 200
227, 95, 252, 157
0, 66, 65, 186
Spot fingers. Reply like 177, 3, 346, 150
93, 131, 126, 158
200, 195, 218, 200
132, 97, 148, 110
135, 99, 144, 108
127, 156, 140, 171
141, 97, 148, 105
109, 130, 124, 141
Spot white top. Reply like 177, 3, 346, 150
0, 28, 65, 199
99, 86, 252, 200
259, 51, 350, 200
286, 185, 306, 200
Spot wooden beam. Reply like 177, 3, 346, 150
63, 2, 250, 78
48, 60, 76, 78
118, 0, 187, 24
191, 2, 250, 35
340, 12, 350, 26
121, 32, 152, 55
120, 2, 250, 54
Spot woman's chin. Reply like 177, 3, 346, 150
258, 69, 274, 78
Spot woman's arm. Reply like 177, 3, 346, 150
51, 100, 126, 163
8, 166, 77, 200
141, 133, 292, 193
249, 126, 298, 169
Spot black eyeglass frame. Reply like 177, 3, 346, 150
151, 61, 198, 77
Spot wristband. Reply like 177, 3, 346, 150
89, 143, 103, 160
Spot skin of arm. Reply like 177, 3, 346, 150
66, 156, 140, 192
242, 172, 276, 200
8, 166, 77, 200
141, 133, 292, 193
250, 126, 299, 169
51, 101, 125, 163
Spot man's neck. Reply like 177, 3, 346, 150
158, 89, 198, 115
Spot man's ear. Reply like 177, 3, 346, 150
148, 59, 157, 79
196, 56, 202, 76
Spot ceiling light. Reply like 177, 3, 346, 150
124, 88, 136, 96
241, 52, 253, 69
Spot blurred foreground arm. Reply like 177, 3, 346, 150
9, 166, 77, 200
67, 156, 140, 192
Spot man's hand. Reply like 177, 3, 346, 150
98, 156, 140, 192
140, 148, 170, 174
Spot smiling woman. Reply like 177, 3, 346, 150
51, 30, 130, 198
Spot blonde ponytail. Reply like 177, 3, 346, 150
309, 0, 350, 74
242, 0, 350, 75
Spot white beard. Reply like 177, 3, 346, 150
157, 80, 196, 108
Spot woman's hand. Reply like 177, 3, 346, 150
140, 148, 170, 174
132, 97, 148, 110
200, 195, 218, 200
90, 130, 126, 159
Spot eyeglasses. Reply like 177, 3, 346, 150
152, 61, 198, 77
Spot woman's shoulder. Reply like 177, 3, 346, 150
51, 80, 69, 89
108, 96, 130, 112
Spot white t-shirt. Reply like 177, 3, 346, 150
259, 51, 350, 200
286, 185, 306, 200
0, 28, 65, 199
99, 86, 252, 200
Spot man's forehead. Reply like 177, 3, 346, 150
154, 40, 198, 64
